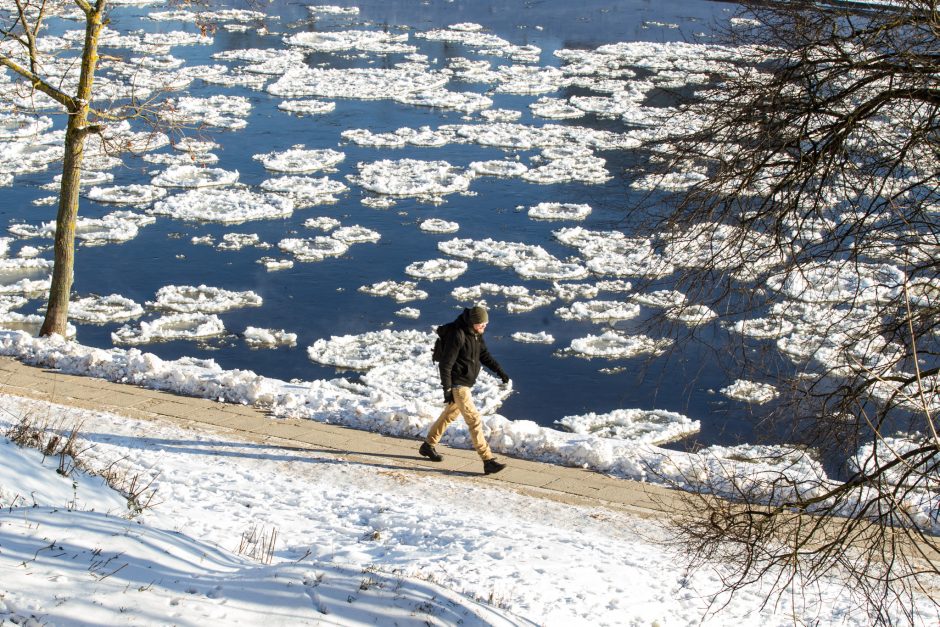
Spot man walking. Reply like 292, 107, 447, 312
420, 305, 510, 474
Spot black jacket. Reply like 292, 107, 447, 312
439, 308, 507, 390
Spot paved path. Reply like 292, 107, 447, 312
0, 356, 682, 518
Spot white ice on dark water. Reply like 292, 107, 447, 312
720, 379, 779, 405
151, 188, 294, 223
147, 285, 263, 313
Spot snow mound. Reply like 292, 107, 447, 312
112, 313, 226, 344
557, 408, 700, 444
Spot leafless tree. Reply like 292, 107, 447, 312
638, 0, 940, 622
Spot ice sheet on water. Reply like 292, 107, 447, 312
405, 259, 468, 281
451, 283, 555, 314
556, 300, 641, 322
419, 219, 459, 234
557, 408, 699, 445
112, 313, 226, 345
9, 211, 154, 245
630, 170, 708, 192
151, 165, 239, 188
514, 258, 589, 281
267, 66, 449, 100
259, 175, 348, 208
148, 285, 263, 314
160, 95, 250, 129
720, 379, 778, 405
766, 261, 905, 305
244, 326, 298, 348
479, 108, 522, 122
554, 227, 673, 279
567, 331, 672, 359
664, 303, 718, 326
0, 113, 53, 139
253, 145, 345, 173
530, 97, 587, 120
394, 90, 493, 113
359, 281, 428, 303
511, 331, 554, 344
552, 282, 599, 301
416, 24, 540, 62
728, 317, 795, 340
0, 277, 50, 296
217, 233, 267, 251
142, 152, 219, 166
332, 226, 381, 244
350, 159, 474, 198
0, 140, 62, 176
438, 237, 552, 268
448, 122, 629, 152
528, 202, 592, 221
285, 30, 415, 55
277, 99, 336, 115
307, 5, 359, 15
468, 160, 528, 178
257, 257, 294, 271
151, 189, 294, 224
86, 184, 168, 206
308, 329, 430, 370
69, 294, 145, 324
395, 307, 421, 319
278, 236, 349, 261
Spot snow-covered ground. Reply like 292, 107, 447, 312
3, 389, 937, 626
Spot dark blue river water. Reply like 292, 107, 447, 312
4, 0, 764, 449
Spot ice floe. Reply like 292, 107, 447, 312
554, 227, 674, 279
404, 259, 468, 281
244, 326, 297, 348
150, 189, 294, 223
253, 145, 345, 173
468, 160, 529, 178
285, 30, 415, 55
303, 217, 341, 232
277, 236, 350, 261
349, 159, 474, 199
556, 300, 641, 322
112, 313, 226, 345
260, 175, 348, 207
86, 184, 168, 206
359, 281, 428, 303
160, 95, 251, 129
151, 165, 239, 188
69, 294, 145, 324
556, 408, 700, 445
217, 233, 265, 251
419, 219, 459, 234
451, 283, 555, 314
766, 261, 905, 305
268, 67, 449, 100
395, 307, 421, 319
720, 379, 778, 405
277, 99, 337, 115
9, 211, 154, 245
147, 285, 263, 313
528, 202, 592, 221
567, 331, 672, 359
511, 331, 555, 344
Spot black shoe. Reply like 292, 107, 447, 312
483, 458, 506, 475
419, 442, 443, 462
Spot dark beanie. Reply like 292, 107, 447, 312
469, 306, 488, 324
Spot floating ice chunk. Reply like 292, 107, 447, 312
419, 219, 459, 234
160, 95, 251, 129
552, 282, 599, 300
0, 276, 51, 296
149, 284, 262, 313
268, 66, 449, 100
631, 170, 708, 191
112, 312, 226, 345
530, 97, 586, 119
258, 257, 294, 271
556, 300, 641, 322
555, 226, 673, 279
395, 307, 420, 319
259, 175, 348, 207
0, 257, 53, 278
359, 280, 428, 303
0, 113, 53, 139
285, 30, 415, 54
528, 202, 592, 221
479, 108, 522, 122
69, 294, 145, 323
86, 184, 168, 206
568, 331, 672, 359
142, 151, 219, 166
0, 173, 12, 186
438, 237, 553, 268
766, 261, 905, 305
405, 259, 468, 281
557, 408, 699, 444
361, 196, 397, 209
304, 217, 341, 232
0, 140, 62, 176
307, 5, 359, 15
522, 154, 611, 185
308, 328, 430, 370
217, 233, 263, 251
0, 295, 27, 313
9, 211, 154, 244
514, 258, 589, 281
664, 223, 779, 274
632, 290, 686, 309
253, 145, 345, 173
277, 99, 336, 115
417, 25, 540, 61
721, 379, 778, 405
394, 89, 492, 113
278, 236, 349, 261
450, 282, 555, 313
151, 164, 239, 187
332, 225, 381, 244
244, 326, 297, 348
728, 317, 795, 339
449, 121, 629, 152
468, 160, 528, 177
44, 170, 114, 189
665, 303, 718, 326
511, 331, 554, 344
151, 189, 294, 223
350, 159, 474, 198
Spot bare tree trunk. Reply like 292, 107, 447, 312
39, 0, 104, 337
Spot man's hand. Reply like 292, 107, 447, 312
443, 388, 454, 404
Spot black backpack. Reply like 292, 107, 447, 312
431, 322, 459, 363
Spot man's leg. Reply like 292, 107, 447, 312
453, 387, 494, 461
425, 400, 460, 446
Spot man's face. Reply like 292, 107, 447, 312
472, 322, 487, 334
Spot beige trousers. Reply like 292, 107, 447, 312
425, 386, 494, 461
